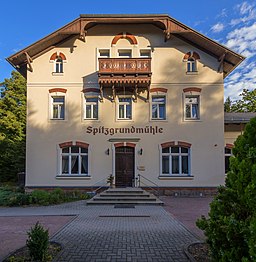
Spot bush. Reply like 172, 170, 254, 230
29, 190, 50, 205
197, 117, 256, 261
26, 222, 49, 261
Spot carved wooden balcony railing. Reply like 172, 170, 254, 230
98, 58, 151, 74
98, 58, 152, 102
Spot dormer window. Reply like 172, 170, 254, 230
50, 52, 66, 75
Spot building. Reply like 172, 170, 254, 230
7, 14, 244, 193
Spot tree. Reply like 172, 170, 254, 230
224, 96, 232, 112
231, 88, 256, 112
197, 117, 256, 261
0, 71, 26, 182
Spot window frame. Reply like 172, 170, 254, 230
184, 94, 200, 120
50, 95, 65, 120
140, 49, 151, 58
187, 57, 197, 73
96, 48, 110, 70
160, 146, 191, 176
84, 95, 99, 120
225, 147, 233, 174
117, 96, 133, 120
59, 145, 89, 176
150, 95, 167, 120
118, 49, 132, 58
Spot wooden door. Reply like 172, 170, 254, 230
115, 146, 135, 187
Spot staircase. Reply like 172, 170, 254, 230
86, 187, 163, 206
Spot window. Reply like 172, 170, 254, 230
225, 147, 233, 173
151, 96, 166, 120
185, 95, 199, 120
118, 97, 132, 119
161, 146, 190, 176
51, 96, 65, 120
98, 49, 110, 58
187, 57, 197, 72
118, 49, 132, 58
55, 56, 63, 73
140, 49, 151, 58
84, 97, 98, 119
61, 146, 88, 176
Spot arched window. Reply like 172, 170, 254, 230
59, 142, 89, 176
187, 57, 197, 72
50, 52, 66, 74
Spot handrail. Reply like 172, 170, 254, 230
90, 175, 109, 195
137, 174, 160, 197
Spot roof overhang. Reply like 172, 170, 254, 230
6, 14, 245, 78
224, 112, 256, 124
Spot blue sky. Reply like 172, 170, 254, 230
1, 0, 255, 100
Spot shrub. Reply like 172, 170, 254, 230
197, 117, 256, 261
26, 222, 49, 261
29, 190, 50, 205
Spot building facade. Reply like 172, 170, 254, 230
7, 15, 244, 192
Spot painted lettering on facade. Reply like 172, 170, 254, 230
86, 126, 164, 136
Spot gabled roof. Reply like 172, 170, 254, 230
6, 14, 245, 78
224, 112, 256, 124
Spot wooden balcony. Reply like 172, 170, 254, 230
98, 58, 151, 75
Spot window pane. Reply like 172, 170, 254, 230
171, 147, 179, 153
162, 147, 169, 153
86, 105, 92, 118
162, 156, 169, 174
62, 156, 69, 174
53, 105, 59, 118
152, 104, 158, 118
60, 105, 65, 119
81, 148, 88, 153
181, 147, 188, 153
71, 156, 78, 174
225, 156, 230, 173
225, 148, 232, 154
81, 155, 88, 174
182, 156, 188, 174
126, 104, 132, 119
53, 97, 64, 103
62, 147, 69, 153
93, 104, 98, 119
119, 105, 125, 118
172, 156, 179, 174
159, 104, 166, 119
192, 104, 198, 118
71, 146, 79, 153
152, 96, 165, 103
185, 104, 191, 118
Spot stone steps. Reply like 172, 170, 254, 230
86, 187, 163, 206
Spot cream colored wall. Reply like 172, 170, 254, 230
224, 124, 244, 145
26, 24, 225, 188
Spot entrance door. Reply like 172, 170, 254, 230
115, 146, 135, 187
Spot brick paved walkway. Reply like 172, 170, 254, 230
0, 201, 198, 261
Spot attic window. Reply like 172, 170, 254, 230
183, 52, 200, 74
50, 52, 66, 75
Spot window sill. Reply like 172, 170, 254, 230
52, 72, 64, 76
186, 71, 198, 75
56, 175, 91, 180
150, 119, 167, 122
183, 119, 201, 122
158, 176, 194, 180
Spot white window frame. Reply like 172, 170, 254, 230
117, 96, 133, 120
140, 49, 151, 58
184, 94, 200, 120
118, 49, 132, 58
151, 95, 166, 120
161, 146, 190, 176
84, 96, 99, 120
50, 94, 65, 120
60, 146, 89, 176
96, 48, 110, 70
187, 57, 197, 73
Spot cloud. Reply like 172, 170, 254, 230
230, 2, 256, 26
237, 2, 255, 15
211, 23, 224, 33
216, 8, 227, 18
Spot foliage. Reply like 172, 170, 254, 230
0, 187, 91, 206
0, 71, 26, 182
26, 222, 49, 261
197, 117, 256, 261
225, 89, 256, 112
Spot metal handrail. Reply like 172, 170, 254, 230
89, 176, 110, 195
137, 174, 160, 197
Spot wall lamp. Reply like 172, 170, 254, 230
138, 148, 143, 155
106, 148, 110, 155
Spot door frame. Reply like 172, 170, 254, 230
112, 142, 138, 187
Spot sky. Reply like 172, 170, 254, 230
1, 0, 256, 101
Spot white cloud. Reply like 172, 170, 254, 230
230, 4, 256, 26
227, 72, 241, 82
211, 23, 224, 33
217, 8, 227, 18
238, 2, 254, 15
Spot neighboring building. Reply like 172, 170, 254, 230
7, 14, 244, 193
224, 112, 256, 173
